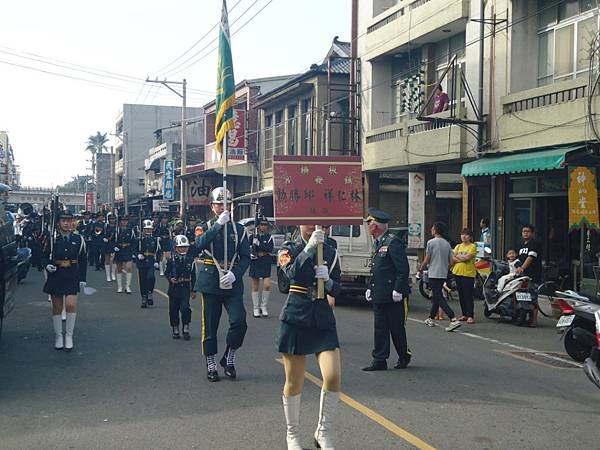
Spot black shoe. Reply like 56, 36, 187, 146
183, 331, 190, 341
207, 369, 220, 382
361, 361, 387, 371
141, 299, 147, 309
219, 349, 236, 379
394, 354, 411, 369
172, 327, 180, 339
147, 297, 154, 306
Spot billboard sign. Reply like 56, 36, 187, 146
272, 156, 363, 225
163, 159, 175, 201
85, 192, 95, 212
188, 176, 212, 206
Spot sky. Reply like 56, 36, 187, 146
0, 0, 350, 187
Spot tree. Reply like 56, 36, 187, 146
59, 175, 94, 193
85, 132, 108, 201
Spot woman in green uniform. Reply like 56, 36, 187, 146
277, 225, 341, 450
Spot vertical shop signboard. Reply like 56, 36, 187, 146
407, 172, 425, 248
568, 166, 599, 230
163, 159, 175, 201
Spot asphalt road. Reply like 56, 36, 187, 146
1, 267, 599, 450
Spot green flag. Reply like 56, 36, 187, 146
215, 0, 236, 157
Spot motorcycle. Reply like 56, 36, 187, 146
583, 309, 600, 390
482, 259, 536, 326
552, 288, 600, 362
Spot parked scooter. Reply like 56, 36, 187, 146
483, 259, 537, 325
552, 288, 600, 362
583, 309, 600, 390
417, 270, 456, 302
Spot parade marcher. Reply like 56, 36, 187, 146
42, 210, 87, 351
91, 213, 106, 271
362, 209, 411, 371
194, 187, 250, 382
103, 212, 118, 282
250, 216, 274, 318
136, 219, 161, 308
277, 225, 342, 450
322, 224, 337, 249
154, 215, 172, 276
114, 214, 136, 293
165, 235, 197, 340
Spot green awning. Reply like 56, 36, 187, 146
461, 144, 586, 177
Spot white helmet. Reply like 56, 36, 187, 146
210, 187, 232, 204
143, 219, 153, 229
174, 234, 190, 247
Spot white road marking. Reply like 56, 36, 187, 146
406, 317, 583, 368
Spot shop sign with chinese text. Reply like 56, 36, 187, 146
85, 192, 95, 212
407, 172, 426, 249
273, 156, 363, 225
163, 160, 175, 201
568, 166, 599, 230
188, 176, 212, 206
205, 109, 246, 169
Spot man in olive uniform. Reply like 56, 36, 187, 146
194, 187, 250, 382
362, 208, 412, 371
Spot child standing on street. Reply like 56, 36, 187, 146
166, 235, 196, 340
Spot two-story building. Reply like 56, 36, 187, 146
250, 38, 355, 215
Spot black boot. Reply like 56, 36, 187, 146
147, 294, 154, 306
182, 324, 190, 341
361, 360, 387, 371
172, 326, 180, 339
394, 354, 411, 369
141, 296, 148, 309
220, 347, 236, 379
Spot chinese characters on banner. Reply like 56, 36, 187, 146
407, 172, 425, 248
85, 192, 95, 213
163, 160, 175, 201
187, 176, 212, 206
205, 109, 246, 169
272, 156, 363, 225
568, 166, 599, 230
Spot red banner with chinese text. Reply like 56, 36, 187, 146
85, 192, 95, 212
273, 156, 363, 225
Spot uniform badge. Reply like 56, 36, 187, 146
278, 249, 291, 267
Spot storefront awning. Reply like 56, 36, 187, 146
461, 144, 587, 177
233, 189, 273, 202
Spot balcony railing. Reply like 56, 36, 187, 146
366, 110, 455, 144
503, 79, 588, 114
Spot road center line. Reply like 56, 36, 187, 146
406, 317, 583, 368
275, 358, 437, 450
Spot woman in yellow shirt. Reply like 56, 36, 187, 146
452, 228, 477, 324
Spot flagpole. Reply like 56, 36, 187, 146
223, 137, 228, 272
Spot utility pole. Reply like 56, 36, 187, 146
145, 78, 187, 220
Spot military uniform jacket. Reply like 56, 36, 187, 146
105, 224, 117, 244
278, 237, 341, 328
42, 232, 87, 283
136, 235, 161, 268
368, 230, 410, 303
115, 227, 136, 260
165, 253, 197, 297
77, 220, 93, 242
194, 220, 250, 296
91, 221, 106, 244
252, 232, 273, 260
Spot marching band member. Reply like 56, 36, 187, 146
165, 235, 196, 340
114, 214, 136, 294
103, 213, 117, 282
249, 216, 274, 318
136, 219, 161, 308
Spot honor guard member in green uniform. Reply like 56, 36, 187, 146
194, 187, 250, 382
42, 210, 87, 351
136, 219, 161, 308
249, 216, 274, 318
362, 208, 412, 371
277, 226, 342, 450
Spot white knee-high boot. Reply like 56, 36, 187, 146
111, 263, 117, 281
159, 260, 165, 276
105, 264, 112, 282
282, 394, 303, 450
65, 313, 76, 351
52, 315, 63, 350
116, 272, 123, 293
251, 292, 260, 318
125, 272, 132, 293
61, 303, 66, 321
314, 389, 340, 450
261, 290, 270, 317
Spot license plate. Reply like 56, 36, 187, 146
556, 314, 575, 328
515, 292, 532, 302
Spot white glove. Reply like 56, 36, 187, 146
220, 271, 236, 286
253, 238, 260, 246
314, 265, 330, 281
137, 254, 145, 260
392, 290, 403, 302
46, 264, 57, 273
304, 229, 324, 254
216, 211, 230, 226
114, 247, 120, 252
79, 281, 86, 289
103, 238, 109, 243
365, 289, 372, 302
153, 262, 160, 269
